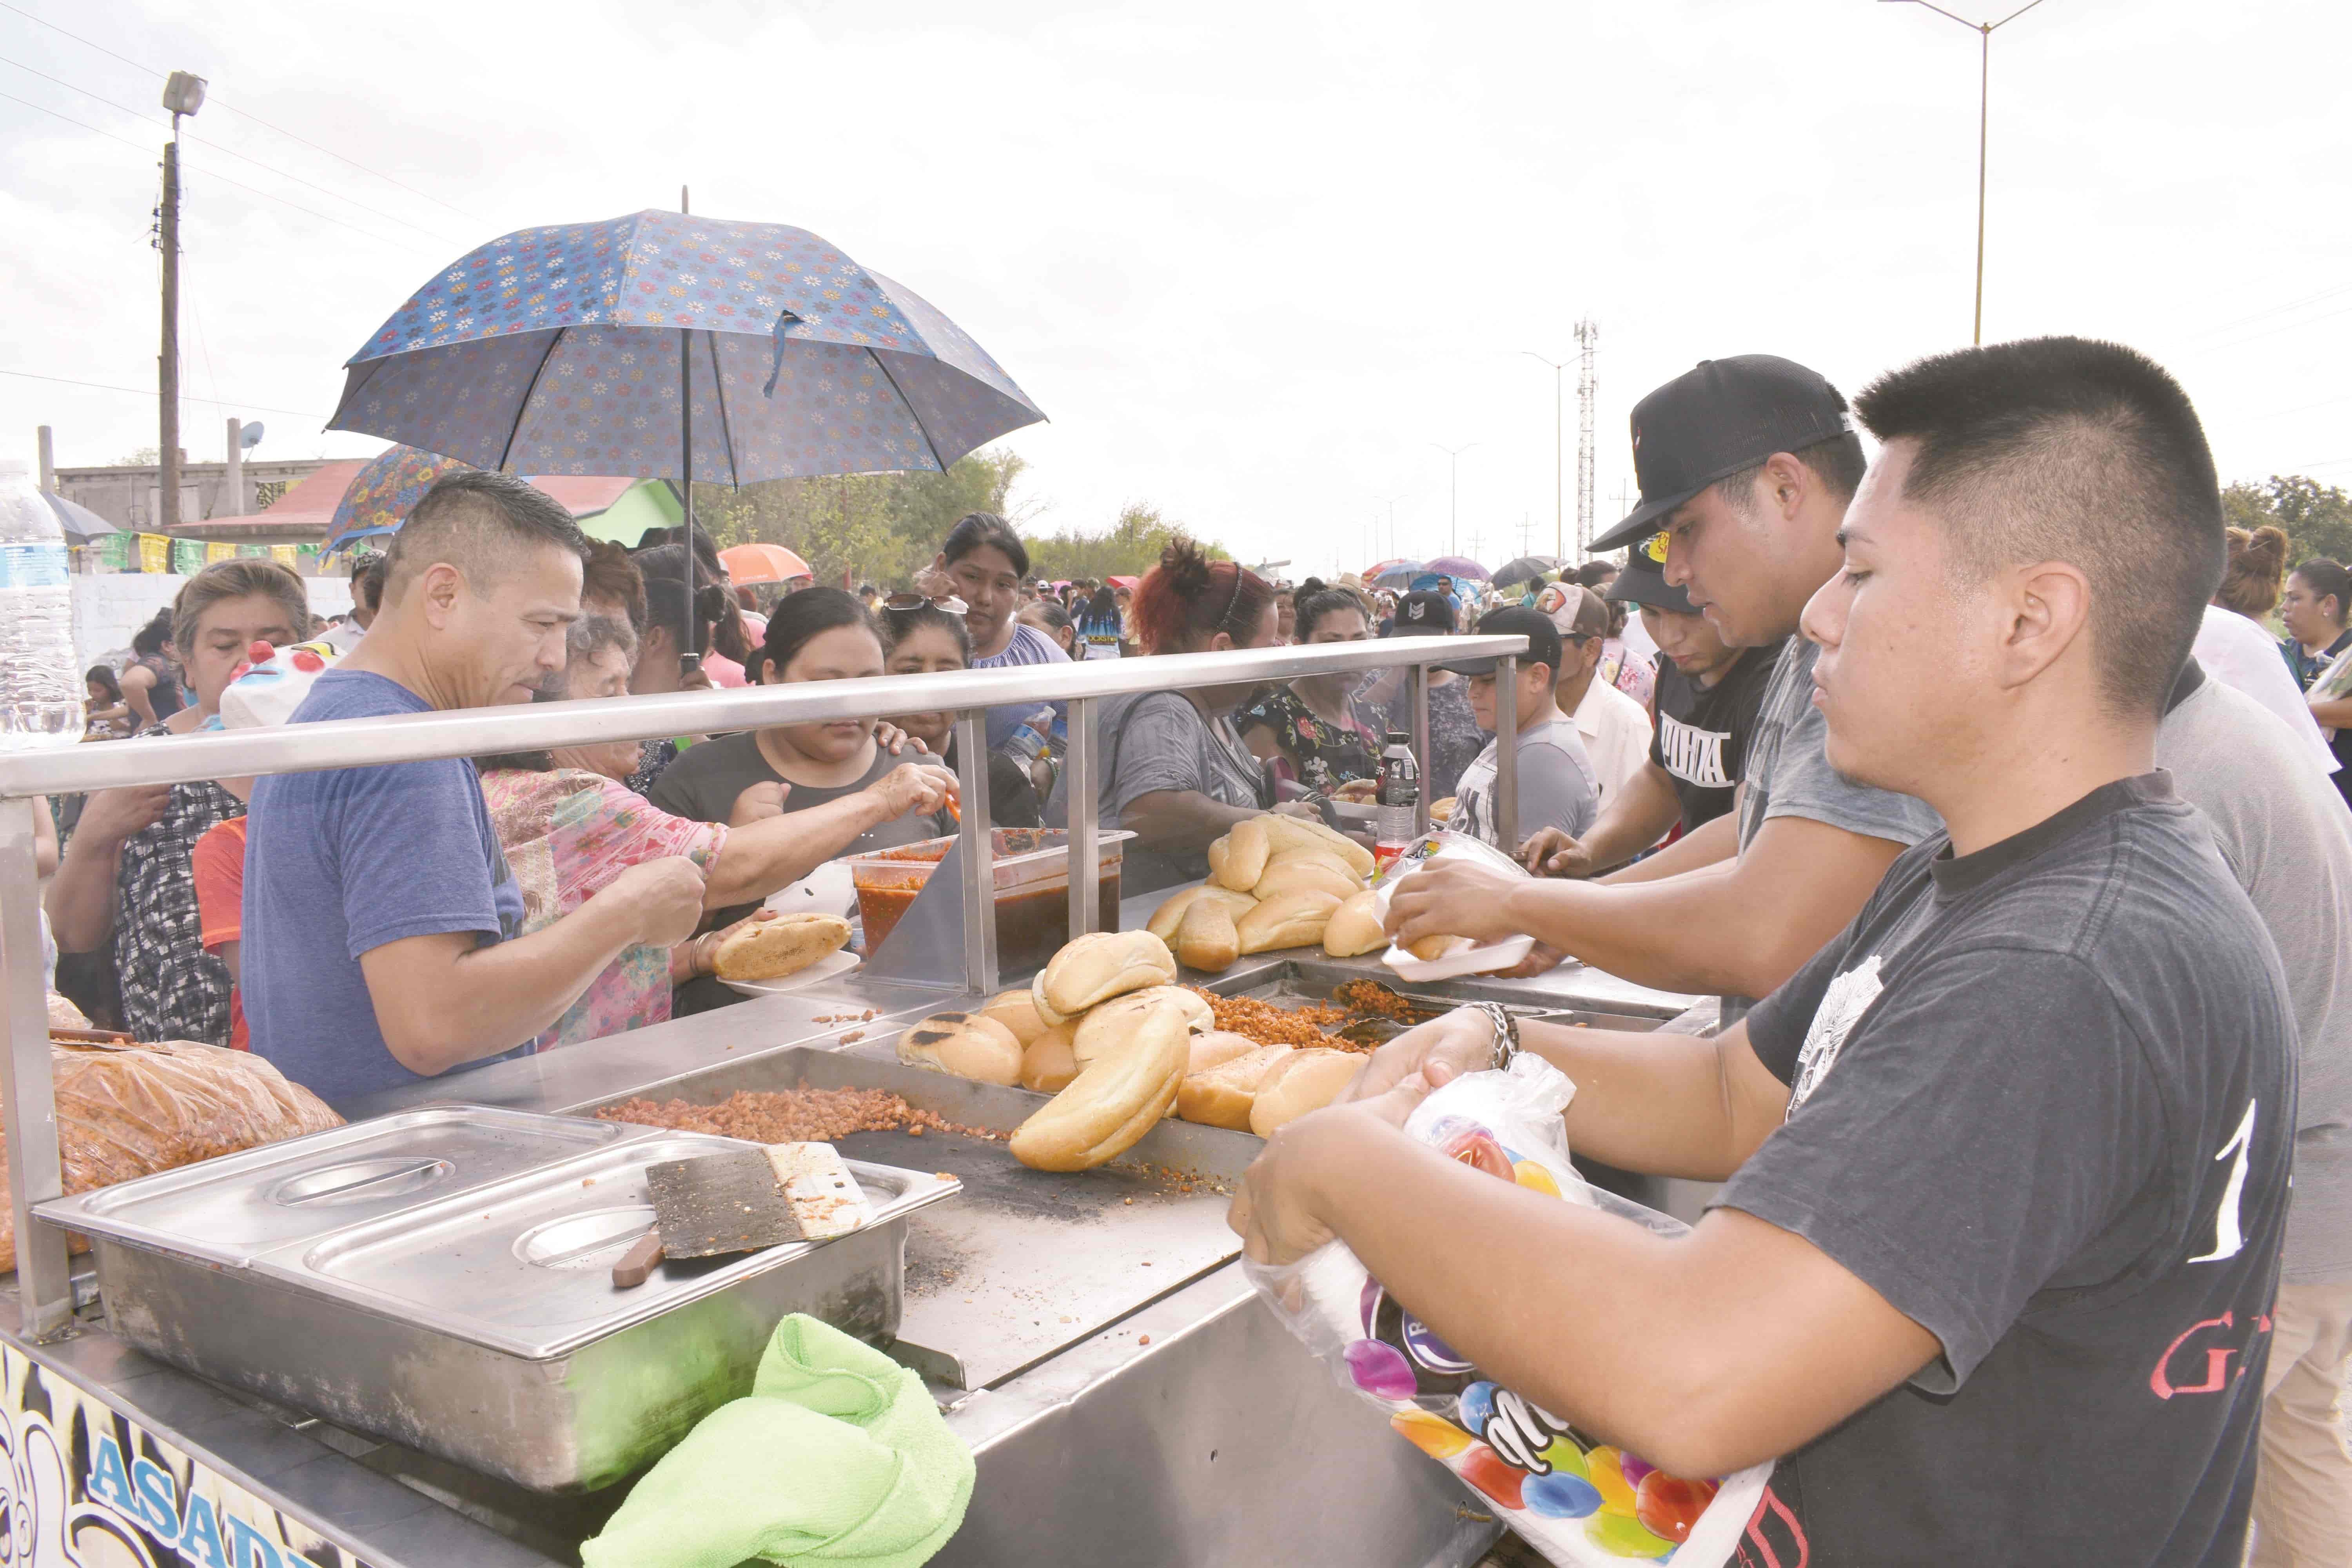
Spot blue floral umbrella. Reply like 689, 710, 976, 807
327, 209, 1045, 655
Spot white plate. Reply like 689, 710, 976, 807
720, 949, 861, 997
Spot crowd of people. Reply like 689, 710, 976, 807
21, 334, 2352, 1565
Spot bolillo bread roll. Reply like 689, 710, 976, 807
1019, 1024, 1080, 1093
1187, 1029, 1263, 1076
981, 988, 1051, 1047
1172, 896, 1241, 972
1259, 814, 1376, 878
1237, 889, 1341, 955
897, 1011, 1024, 1086
1073, 986, 1212, 1062
1011, 991, 1191, 1171
1251, 853, 1361, 904
1036, 930, 1179, 1024
1406, 933, 1471, 962
1208, 818, 1272, 891
1146, 884, 1256, 944
1322, 887, 1387, 958
712, 913, 851, 981
1248, 1047, 1364, 1137
1177, 1044, 1296, 1131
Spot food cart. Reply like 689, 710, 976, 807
0, 633, 1694, 1567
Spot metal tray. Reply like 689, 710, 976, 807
55, 1104, 635, 1257
44, 1114, 960, 1493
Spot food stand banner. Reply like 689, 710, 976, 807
137, 534, 169, 573
268, 544, 298, 567
237, 543, 268, 558
94, 533, 133, 571
170, 539, 205, 575
0, 1339, 384, 1568
204, 541, 236, 564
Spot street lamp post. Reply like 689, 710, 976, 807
1430, 443, 1476, 557
1880, 0, 2047, 345
1522, 353, 1567, 559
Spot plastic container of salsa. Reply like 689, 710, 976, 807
844, 828, 1134, 978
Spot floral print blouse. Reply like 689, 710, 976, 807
480, 768, 727, 1051
1236, 684, 1382, 795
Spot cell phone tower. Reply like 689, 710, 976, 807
1573, 318, 1599, 556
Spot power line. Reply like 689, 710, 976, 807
0, 52, 464, 245
0, 89, 438, 253
0, 367, 330, 420
0, 0, 483, 224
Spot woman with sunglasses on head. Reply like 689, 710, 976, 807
878, 603, 1042, 828
917, 513, 1066, 753
1048, 537, 1319, 893
648, 589, 958, 1012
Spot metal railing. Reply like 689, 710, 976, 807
0, 633, 1523, 1339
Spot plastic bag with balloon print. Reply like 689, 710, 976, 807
1243, 1056, 1771, 1566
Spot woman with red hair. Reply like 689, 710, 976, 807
1050, 538, 1318, 892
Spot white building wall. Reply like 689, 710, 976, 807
72, 575, 353, 674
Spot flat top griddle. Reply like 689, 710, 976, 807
584, 1047, 1261, 1391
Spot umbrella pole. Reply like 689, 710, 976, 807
678, 321, 701, 675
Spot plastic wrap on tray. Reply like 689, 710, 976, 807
0, 1040, 343, 1271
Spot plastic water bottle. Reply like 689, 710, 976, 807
1375, 731, 1420, 870
0, 460, 80, 751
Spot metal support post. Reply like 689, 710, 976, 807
0, 799, 72, 1338
1408, 666, 1431, 837
1065, 697, 1098, 939
1493, 655, 1519, 855
952, 711, 998, 995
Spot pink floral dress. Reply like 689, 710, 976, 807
480, 768, 728, 1050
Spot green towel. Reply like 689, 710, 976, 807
581, 1314, 974, 1568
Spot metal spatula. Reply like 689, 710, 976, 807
644, 1149, 806, 1260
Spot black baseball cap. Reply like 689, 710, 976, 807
1386, 589, 1457, 635
1605, 536, 1697, 614
1590, 355, 1857, 553
1438, 606, 1562, 677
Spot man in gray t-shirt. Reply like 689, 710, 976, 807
1389, 357, 1940, 1010
2160, 660, 2352, 1563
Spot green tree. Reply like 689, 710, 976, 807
1027, 502, 1230, 581
695, 448, 1033, 588
2223, 476, 2352, 566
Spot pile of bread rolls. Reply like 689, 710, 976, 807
896, 925, 1367, 1168
1146, 814, 1389, 970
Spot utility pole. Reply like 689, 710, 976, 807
1521, 352, 1568, 558
1430, 444, 1475, 557
156, 71, 205, 533
1574, 319, 1599, 557
1880, 0, 2047, 344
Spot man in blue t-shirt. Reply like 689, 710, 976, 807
242, 472, 705, 1103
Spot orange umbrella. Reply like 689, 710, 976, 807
720, 543, 814, 584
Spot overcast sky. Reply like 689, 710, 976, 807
3, 0, 2346, 578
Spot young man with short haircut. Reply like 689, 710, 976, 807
1390, 357, 1941, 1015
1441, 606, 1599, 849
244, 472, 706, 1102
1233, 338, 2294, 1566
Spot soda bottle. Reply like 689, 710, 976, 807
0, 459, 81, 751
1375, 731, 1420, 870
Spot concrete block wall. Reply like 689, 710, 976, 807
73, 575, 354, 675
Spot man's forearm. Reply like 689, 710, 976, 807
377, 900, 641, 1074
2311, 695, 2352, 728
1600, 809, 1734, 886
1518, 1017, 1780, 1180
44, 837, 122, 952
1575, 766, 1682, 873
1496, 866, 1768, 995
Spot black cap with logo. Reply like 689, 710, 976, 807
1604, 535, 1697, 615
1590, 355, 1857, 554
1386, 589, 1457, 635
1437, 606, 1564, 677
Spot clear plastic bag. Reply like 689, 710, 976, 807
1245, 1057, 1771, 1566
1368, 829, 1536, 980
